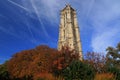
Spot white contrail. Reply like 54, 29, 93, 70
7, 0, 29, 12
0, 26, 22, 39
7, 0, 39, 44
26, 22, 34, 41
23, 18, 34, 40
0, 26, 37, 44
25, 20, 38, 44
30, 0, 51, 39
86, 0, 95, 17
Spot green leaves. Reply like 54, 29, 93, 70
62, 60, 95, 80
106, 42, 120, 68
106, 42, 120, 80
0, 62, 10, 80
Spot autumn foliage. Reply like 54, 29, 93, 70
52, 46, 79, 76
6, 45, 78, 80
85, 52, 106, 73
1, 43, 120, 80
7, 45, 59, 79
94, 73, 114, 80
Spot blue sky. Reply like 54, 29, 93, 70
0, 0, 120, 64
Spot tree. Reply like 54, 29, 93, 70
7, 45, 59, 80
106, 42, 120, 80
106, 43, 120, 68
85, 52, 106, 73
62, 60, 95, 80
52, 46, 79, 77
0, 61, 10, 80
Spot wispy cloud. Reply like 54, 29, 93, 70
21, 0, 67, 24
0, 25, 38, 45
5, 0, 120, 53
92, 28, 120, 53
89, 0, 120, 52
22, 0, 120, 53
1, 0, 41, 45
0, 26, 22, 39
30, 0, 50, 39
86, 0, 95, 17
7, 0, 29, 12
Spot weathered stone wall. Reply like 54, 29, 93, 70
58, 4, 82, 60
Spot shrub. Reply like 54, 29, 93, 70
0, 62, 10, 80
106, 66, 120, 80
34, 72, 56, 80
62, 60, 95, 80
94, 73, 115, 80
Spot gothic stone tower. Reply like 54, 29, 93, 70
58, 4, 83, 60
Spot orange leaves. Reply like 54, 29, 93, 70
34, 72, 56, 80
94, 73, 114, 80
7, 45, 79, 79
53, 57, 65, 70
52, 46, 79, 74
7, 45, 59, 79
